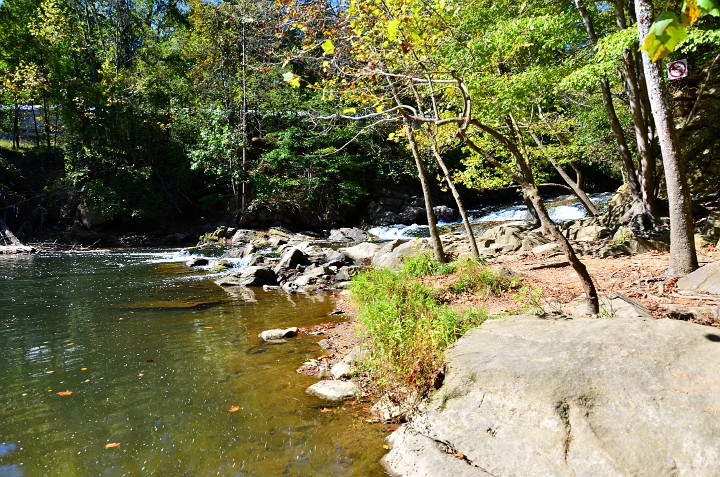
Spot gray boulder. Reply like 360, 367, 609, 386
433, 206, 458, 223
383, 315, 720, 477
342, 242, 382, 263
306, 380, 360, 401
328, 227, 376, 243
701, 211, 720, 243
186, 257, 209, 267
275, 247, 311, 272
677, 260, 720, 294
258, 327, 298, 341
230, 228, 255, 246
330, 345, 368, 379
215, 266, 277, 287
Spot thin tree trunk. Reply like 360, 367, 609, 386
524, 185, 599, 313
13, 104, 20, 149
43, 95, 51, 149
458, 126, 600, 314
634, 0, 698, 276
31, 104, 40, 147
404, 120, 445, 262
427, 131, 480, 258
528, 127, 598, 216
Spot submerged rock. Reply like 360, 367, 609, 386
216, 266, 277, 287
383, 315, 720, 477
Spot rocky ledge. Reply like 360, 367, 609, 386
382, 315, 720, 477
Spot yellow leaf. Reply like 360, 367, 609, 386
105, 442, 121, 449
56, 390, 73, 396
229, 405, 240, 412
342, 107, 357, 114
321, 39, 335, 55
376, 105, 384, 113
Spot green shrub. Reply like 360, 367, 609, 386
349, 255, 493, 398
449, 259, 517, 295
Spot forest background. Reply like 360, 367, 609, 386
1, 0, 718, 253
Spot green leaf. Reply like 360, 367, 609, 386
641, 11, 689, 61
321, 39, 335, 55
386, 20, 400, 41
282, 71, 301, 88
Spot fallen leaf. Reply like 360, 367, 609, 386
138, 372, 144, 377
382, 444, 389, 449
203, 326, 213, 329
229, 405, 240, 412
81, 367, 88, 371
56, 390, 73, 396
67, 342, 75, 347
104, 442, 121, 449
320, 408, 331, 413
385, 424, 400, 431
454, 452, 465, 459
146, 359, 155, 363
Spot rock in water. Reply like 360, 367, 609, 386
258, 327, 298, 341
382, 315, 720, 477
306, 380, 360, 402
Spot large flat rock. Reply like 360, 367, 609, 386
677, 260, 720, 294
382, 315, 720, 477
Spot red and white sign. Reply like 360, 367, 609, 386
667, 59, 689, 80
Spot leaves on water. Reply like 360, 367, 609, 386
56, 390, 73, 396
229, 405, 240, 412
320, 407, 331, 413
104, 442, 121, 449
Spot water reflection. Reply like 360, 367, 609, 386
0, 252, 386, 476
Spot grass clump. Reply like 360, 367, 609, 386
350, 253, 513, 399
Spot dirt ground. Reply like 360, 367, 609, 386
303, 247, 720, 376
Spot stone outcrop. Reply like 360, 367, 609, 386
383, 315, 720, 477
677, 260, 720, 294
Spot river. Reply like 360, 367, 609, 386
0, 251, 387, 476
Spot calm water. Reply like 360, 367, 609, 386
0, 251, 387, 476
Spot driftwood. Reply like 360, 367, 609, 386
0, 219, 24, 246
0, 219, 36, 253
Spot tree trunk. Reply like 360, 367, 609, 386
634, 0, 698, 276
575, 0, 642, 202
404, 120, 445, 262
43, 95, 52, 149
13, 104, 20, 149
31, 104, 40, 147
0, 219, 24, 246
528, 128, 599, 216
524, 186, 600, 313
427, 131, 480, 258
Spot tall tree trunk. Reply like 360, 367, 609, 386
575, 0, 641, 202
634, 0, 698, 276
614, 0, 659, 217
404, 120, 445, 262
458, 125, 600, 314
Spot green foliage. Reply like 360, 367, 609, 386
448, 260, 518, 295
350, 253, 514, 397
643, 0, 719, 61
512, 286, 545, 314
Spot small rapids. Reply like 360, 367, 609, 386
368, 192, 613, 241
